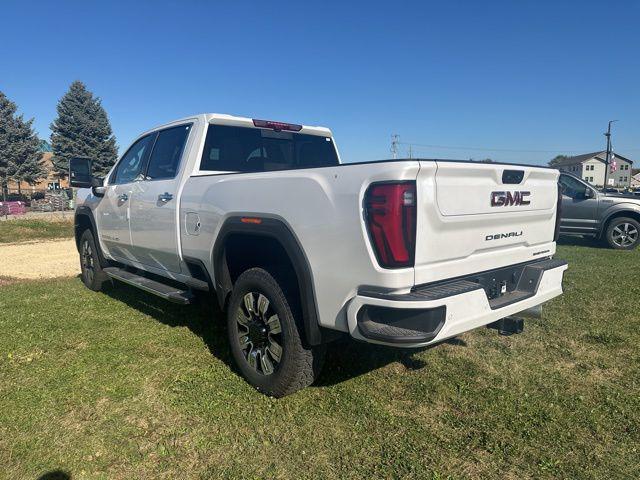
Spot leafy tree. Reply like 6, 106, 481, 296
50, 81, 117, 178
549, 155, 570, 167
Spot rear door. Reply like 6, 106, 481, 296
129, 123, 193, 273
414, 161, 560, 285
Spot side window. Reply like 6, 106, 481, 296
559, 174, 589, 199
145, 124, 192, 180
200, 125, 262, 172
110, 134, 155, 185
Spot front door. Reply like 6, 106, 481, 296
96, 134, 155, 261
129, 123, 193, 273
559, 174, 600, 235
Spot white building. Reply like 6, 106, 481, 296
555, 151, 634, 188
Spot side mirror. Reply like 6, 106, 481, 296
70, 157, 106, 197
91, 177, 106, 197
69, 157, 94, 188
584, 188, 594, 199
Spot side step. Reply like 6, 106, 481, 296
104, 267, 194, 305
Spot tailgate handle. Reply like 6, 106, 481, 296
502, 170, 524, 184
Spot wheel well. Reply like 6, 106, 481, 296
212, 217, 324, 346
75, 214, 93, 250
601, 210, 640, 237
221, 233, 300, 308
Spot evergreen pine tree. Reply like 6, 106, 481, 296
50, 81, 117, 178
0, 92, 21, 200
11, 115, 45, 193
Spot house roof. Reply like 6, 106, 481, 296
554, 151, 633, 166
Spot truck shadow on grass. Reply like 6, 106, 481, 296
102, 281, 465, 388
556, 236, 605, 249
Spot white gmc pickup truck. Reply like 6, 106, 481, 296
70, 113, 567, 397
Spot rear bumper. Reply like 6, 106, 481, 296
347, 258, 568, 348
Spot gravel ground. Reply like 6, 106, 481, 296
0, 238, 79, 279
0, 211, 72, 222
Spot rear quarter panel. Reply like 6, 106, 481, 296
180, 161, 420, 331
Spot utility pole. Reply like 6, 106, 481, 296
408, 144, 413, 159
391, 134, 399, 159
603, 120, 618, 188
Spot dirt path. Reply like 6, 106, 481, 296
0, 238, 79, 279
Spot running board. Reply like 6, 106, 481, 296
104, 267, 194, 305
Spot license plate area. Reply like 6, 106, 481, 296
471, 263, 528, 301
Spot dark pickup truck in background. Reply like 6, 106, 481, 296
559, 173, 640, 250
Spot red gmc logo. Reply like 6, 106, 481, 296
491, 191, 531, 207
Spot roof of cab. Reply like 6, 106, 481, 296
204, 113, 332, 137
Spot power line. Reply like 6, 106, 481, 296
396, 141, 598, 154
397, 142, 640, 154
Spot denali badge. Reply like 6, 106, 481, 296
486, 231, 523, 241
491, 191, 531, 207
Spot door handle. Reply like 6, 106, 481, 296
158, 192, 173, 203
118, 193, 128, 202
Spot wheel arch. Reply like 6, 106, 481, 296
75, 207, 108, 266
212, 216, 323, 346
599, 207, 640, 238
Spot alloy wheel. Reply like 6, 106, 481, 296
611, 222, 639, 247
81, 239, 95, 284
235, 292, 283, 375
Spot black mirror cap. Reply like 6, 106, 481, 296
69, 157, 93, 188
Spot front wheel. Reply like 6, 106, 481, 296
605, 217, 640, 250
79, 229, 110, 291
226, 268, 325, 397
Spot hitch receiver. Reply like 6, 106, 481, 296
488, 316, 524, 336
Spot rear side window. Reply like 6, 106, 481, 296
199, 125, 339, 172
145, 124, 192, 180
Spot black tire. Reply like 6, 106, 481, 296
79, 229, 110, 291
226, 267, 325, 397
604, 217, 640, 250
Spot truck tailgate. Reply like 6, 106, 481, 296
413, 161, 559, 286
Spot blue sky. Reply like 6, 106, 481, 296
2, 0, 639, 165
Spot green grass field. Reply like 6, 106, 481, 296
0, 218, 74, 243
0, 242, 638, 479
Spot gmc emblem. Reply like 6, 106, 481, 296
491, 191, 531, 207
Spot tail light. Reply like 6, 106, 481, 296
364, 181, 417, 268
554, 182, 563, 241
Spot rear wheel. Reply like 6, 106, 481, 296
79, 229, 109, 291
605, 217, 640, 250
226, 267, 324, 397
